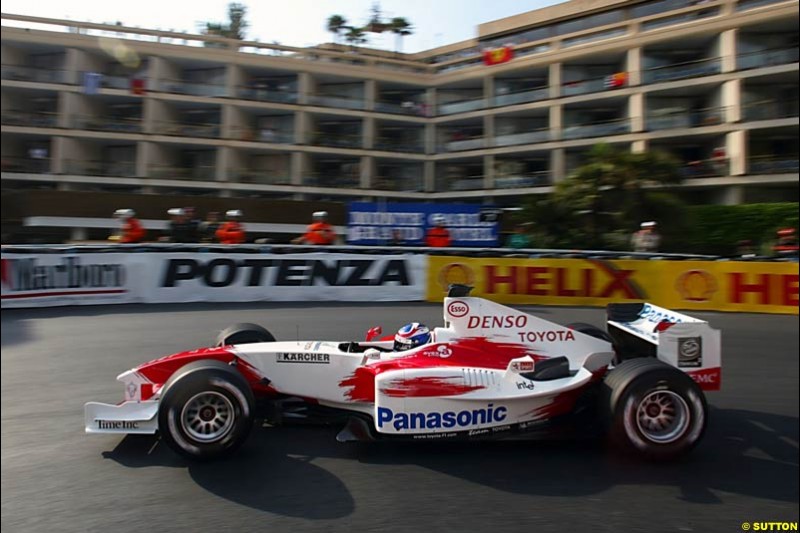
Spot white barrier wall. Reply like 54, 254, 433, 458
1, 253, 428, 308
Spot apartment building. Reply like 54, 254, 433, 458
1, 0, 798, 211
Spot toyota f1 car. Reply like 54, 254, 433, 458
85, 286, 721, 460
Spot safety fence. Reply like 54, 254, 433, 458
1, 247, 797, 314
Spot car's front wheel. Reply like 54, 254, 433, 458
158, 359, 254, 460
603, 358, 707, 460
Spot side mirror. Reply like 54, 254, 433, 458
365, 326, 382, 342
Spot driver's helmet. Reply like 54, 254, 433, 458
394, 323, 431, 351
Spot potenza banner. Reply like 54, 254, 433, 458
0, 253, 146, 308
146, 253, 427, 303
347, 202, 499, 246
427, 256, 799, 315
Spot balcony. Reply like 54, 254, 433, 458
374, 100, 430, 116
307, 94, 365, 110
679, 157, 729, 178
230, 127, 295, 143
493, 129, 550, 147
1, 110, 59, 128
494, 172, 550, 188
63, 159, 137, 177
230, 169, 291, 185
439, 176, 485, 192
492, 87, 548, 107
562, 118, 630, 140
643, 58, 721, 84
749, 155, 800, 174
373, 139, 425, 153
440, 135, 486, 152
72, 115, 143, 133
309, 132, 363, 149
0, 156, 51, 174
562, 73, 627, 97
1, 64, 68, 84
438, 97, 486, 116
738, 47, 799, 70
742, 99, 799, 121
150, 165, 217, 181
235, 85, 298, 104
646, 106, 726, 131
153, 121, 221, 138
303, 173, 361, 188
158, 79, 227, 97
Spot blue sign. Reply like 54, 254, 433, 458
347, 202, 498, 247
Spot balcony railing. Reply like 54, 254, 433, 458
307, 94, 365, 110
492, 87, 548, 107
440, 135, 486, 152
1, 64, 69, 84
230, 169, 291, 185
374, 100, 429, 116
438, 97, 486, 116
646, 106, 726, 131
236, 85, 298, 104
438, 176, 485, 192
309, 132, 363, 149
562, 118, 630, 140
100, 74, 138, 90
0, 156, 51, 174
1, 110, 59, 127
150, 165, 217, 181
749, 155, 800, 174
495, 172, 550, 189
230, 127, 295, 143
737, 47, 799, 70
64, 159, 137, 177
680, 158, 729, 178
158, 79, 227, 97
742, 100, 799, 121
642, 57, 721, 84
372, 176, 424, 192
562, 73, 627, 97
493, 129, 550, 147
373, 139, 425, 153
72, 115, 143, 133
303, 173, 361, 188
153, 121, 221, 138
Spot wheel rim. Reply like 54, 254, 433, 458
635, 390, 690, 444
180, 391, 235, 443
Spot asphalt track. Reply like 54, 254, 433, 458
1, 302, 798, 533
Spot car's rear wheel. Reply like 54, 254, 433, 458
159, 359, 254, 460
216, 323, 275, 346
602, 358, 707, 460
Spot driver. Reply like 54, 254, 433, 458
393, 323, 432, 351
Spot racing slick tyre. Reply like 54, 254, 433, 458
158, 359, 255, 460
602, 358, 707, 461
216, 323, 276, 346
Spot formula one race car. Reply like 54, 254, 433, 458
85, 286, 721, 461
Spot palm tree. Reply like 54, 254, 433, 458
326, 15, 347, 44
344, 26, 368, 48
389, 17, 413, 53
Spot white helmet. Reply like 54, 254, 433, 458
113, 209, 135, 219
168, 207, 185, 217
312, 211, 328, 220
226, 209, 243, 218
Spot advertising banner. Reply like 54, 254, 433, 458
1, 253, 146, 308
427, 256, 798, 315
347, 202, 499, 247
144, 253, 428, 303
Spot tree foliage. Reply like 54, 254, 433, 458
202, 2, 248, 41
326, 15, 348, 43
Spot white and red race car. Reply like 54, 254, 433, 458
85, 286, 721, 461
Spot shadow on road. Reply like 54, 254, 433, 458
102, 406, 797, 518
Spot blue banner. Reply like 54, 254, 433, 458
347, 202, 498, 247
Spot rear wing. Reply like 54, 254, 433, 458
607, 303, 721, 391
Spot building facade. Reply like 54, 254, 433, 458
1, 0, 798, 210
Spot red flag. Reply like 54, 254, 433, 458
130, 78, 146, 95
483, 46, 514, 66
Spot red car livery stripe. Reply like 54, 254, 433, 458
380, 376, 485, 398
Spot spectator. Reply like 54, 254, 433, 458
425, 215, 452, 247
631, 221, 661, 253
736, 239, 757, 259
199, 211, 221, 243
184, 206, 201, 242
166, 207, 194, 243
773, 228, 799, 258
216, 210, 246, 244
388, 228, 405, 246
112, 209, 146, 243
292, 211, 336, 245
506, 223, 532, 249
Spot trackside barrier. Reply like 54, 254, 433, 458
0, 252, 427, 308
426, 256, 799, 315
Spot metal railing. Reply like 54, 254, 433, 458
737, 46, 799, 70
562, 118, 630, 140
642, 57, 721, 84
0, 156, 52, 174
309, 132, 363, 149
1, 64, 70, 84
494, 172, 550, 188
303, 173, 361, 188
235, 85, 298, 104
71, 115, 143, 133
373, 100, 429, 116
149, 165, 217, 181
680, 158, 729, 178
229, 126, 295, 143
63, 159, 137, 177
646, 106, 726, 131
749, 155, 800, 174
491, 87, 548, 107
493, 129, 550, 147
439, 135, 486, 152
438, 176, 485, 192
562, 74, 626, 97
438, 97, 486, 116
373, 139, 425, 153
229, 169, 291, 185
152, 121, 221, 138
157, 79, 227, 97
742, 99, 799, 121
1, 110, 59, 127
307, 94, 365, 110
372, 176, 425, 192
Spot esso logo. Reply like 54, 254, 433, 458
447, 300, 469, 318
